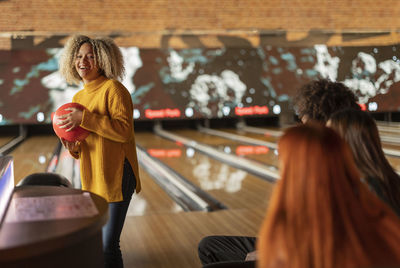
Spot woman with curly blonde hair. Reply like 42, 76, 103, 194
57, 35, 141, 268
59, 35, 125, 84
257, 123, 400, 268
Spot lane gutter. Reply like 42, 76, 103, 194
0, 125, 27, 156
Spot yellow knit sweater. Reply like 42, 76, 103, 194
70, 75, 141, 202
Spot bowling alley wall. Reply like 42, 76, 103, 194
1, 0, 400, 125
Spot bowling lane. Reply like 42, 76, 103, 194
220, 128, 280, 143
127, 166, 183, 216
10, 135, 59, 185
234, 126, 400, 152
385, 156, 400, 173
229, 125, 400, 153
380, 129, 400, 136
377, 122, 400, 133
54, 146, 181, 216
169, 129, 279, 168
0, 136, 14, 147
381, 142, 400, 152
135, 132, 276, 210
223, 127, 400, 171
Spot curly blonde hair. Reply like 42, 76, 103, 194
59, 35, 125, 85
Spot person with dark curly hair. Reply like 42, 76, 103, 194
198, 79, 362, 268
294, 78, 361, 123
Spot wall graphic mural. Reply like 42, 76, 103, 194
0, 44, 399, 125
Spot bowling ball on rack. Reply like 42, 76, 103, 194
52, 102, 90, 142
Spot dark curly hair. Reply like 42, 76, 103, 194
294, 79, 360, 123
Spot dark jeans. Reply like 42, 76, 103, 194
102, 159, 136, 268
198, 235, 257, 268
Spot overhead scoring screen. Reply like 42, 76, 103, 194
0, 44, 399, 125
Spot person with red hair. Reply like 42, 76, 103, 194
257, 123, 400, 268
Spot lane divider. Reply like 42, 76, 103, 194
198, 125, 277, 149
0, 125, 27, 156
238, 124, 283, 138
380, 135, 400, 145
154, 125, 279, 182
382, 148, 400, 158
239, 123, 400, 158
137, 146, 227, 212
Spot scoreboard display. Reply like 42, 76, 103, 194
0, 44, 399, 125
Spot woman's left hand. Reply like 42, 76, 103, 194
60, 138, 80, 153
56, 107, 83, 132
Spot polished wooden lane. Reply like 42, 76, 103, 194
215, 127, 400, 173
53, 144, 181, 216
380, 130, 400, 137
128, 131, 273, 267
381, 142, 400, 151
121, 206, 266, 268
127, 166, 183, 216
385, 156, 400, 173
170, 129, 280, 168
377, 122, 400, 133
0, 136, 14, 147
235, 125, 400, 152
9, 125, 400, 268
221, 128, 280, 143
135, 132, 276, 210
10, 135, 59, 185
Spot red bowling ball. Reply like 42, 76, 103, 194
52, 102, 90, 142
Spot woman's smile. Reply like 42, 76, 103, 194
75, 42, 100, 84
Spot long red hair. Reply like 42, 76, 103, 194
257, 123, 400, 268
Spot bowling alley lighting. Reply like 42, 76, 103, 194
368, 102, 378, 111
236, 145, 269, 156
147, 149, 182, 158
223, 146, 231, 154
185, 107, 194, 117
36, 112, 45, 122
133, 109, 140, 119
272, 105, 281, 115
186, 148, 195, 158
222, 106, 230, 116
38, 155, 46, 164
